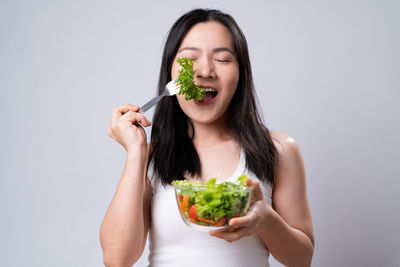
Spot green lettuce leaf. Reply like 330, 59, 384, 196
176, 57, 205, 102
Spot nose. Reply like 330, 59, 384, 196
194, 56, 215, 79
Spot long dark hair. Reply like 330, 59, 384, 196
149, 8, 277, 185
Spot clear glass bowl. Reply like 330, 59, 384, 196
173, 184, 253, 231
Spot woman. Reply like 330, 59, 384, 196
100, 8, 314, 267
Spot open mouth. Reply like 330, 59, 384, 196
197, 88, 218, 104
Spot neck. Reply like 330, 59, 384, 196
191, 114, 234, 147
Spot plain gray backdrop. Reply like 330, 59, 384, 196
1, 0, 399, 266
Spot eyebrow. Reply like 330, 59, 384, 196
178, 46, 236, 57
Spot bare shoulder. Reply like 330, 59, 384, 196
269, 131, 302, 164
270, 131, 296, 147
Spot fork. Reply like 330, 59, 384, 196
139, 79, 179, 113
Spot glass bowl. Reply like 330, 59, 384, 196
173, 183, 253, 231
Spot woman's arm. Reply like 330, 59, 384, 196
210, 132, 314, 266
258, 133, 314, 266
100, 149, 152, 267
100, 105, 153, 267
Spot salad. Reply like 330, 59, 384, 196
172, 175, 252, 227
176, 57, 205, 102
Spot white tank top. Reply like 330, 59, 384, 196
148, 149, 272, 267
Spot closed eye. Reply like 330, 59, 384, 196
215, 59, 231, 63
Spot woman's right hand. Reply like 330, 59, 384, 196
107, 104, 151, 152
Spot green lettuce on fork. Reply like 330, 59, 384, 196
176, 57, 205, 102
172, 175, 251, 227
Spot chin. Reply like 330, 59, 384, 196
187, 109, 225, 125
177, 97, 228, 125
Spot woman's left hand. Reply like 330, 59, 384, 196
209, 178, 273, 242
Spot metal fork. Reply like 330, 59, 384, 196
139, 79, 179, 113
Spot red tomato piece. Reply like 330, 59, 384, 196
215, 217, 227, 227
188, 204, 198, 220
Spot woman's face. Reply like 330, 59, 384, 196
171, 21, 239, 126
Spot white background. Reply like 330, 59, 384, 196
1, 0, 399, 266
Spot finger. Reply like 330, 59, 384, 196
246, 178, 264, 203
229, 215, 252, 228
118, 111, 150, 127
111, 104, 139, 122
228, 202, 262, 229
118, 110, 151, 127
209, 226, 253, 242
121, 111, 151, 126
